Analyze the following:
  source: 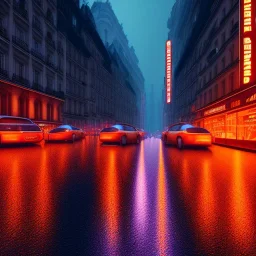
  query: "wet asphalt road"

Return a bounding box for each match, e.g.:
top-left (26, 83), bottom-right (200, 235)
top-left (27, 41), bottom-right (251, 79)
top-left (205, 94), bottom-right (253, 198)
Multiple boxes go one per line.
top-left (0, 137), bottom-right (256, 256)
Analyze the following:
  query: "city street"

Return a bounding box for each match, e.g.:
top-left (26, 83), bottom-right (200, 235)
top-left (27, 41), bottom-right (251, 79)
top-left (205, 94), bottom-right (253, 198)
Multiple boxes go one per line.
top-left (0, 138), bottom-right (255, 255)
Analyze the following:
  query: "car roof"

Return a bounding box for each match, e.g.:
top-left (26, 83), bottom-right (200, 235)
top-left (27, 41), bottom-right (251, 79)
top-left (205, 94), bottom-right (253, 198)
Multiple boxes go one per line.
top-left (114, 123), bottom-right (136, 129)
top-left (0, 115), bottom-right (32, 121)
top-left (168, 122), bottom-right (192, 127)
top-left (58, 125), bottom-right (73, 129)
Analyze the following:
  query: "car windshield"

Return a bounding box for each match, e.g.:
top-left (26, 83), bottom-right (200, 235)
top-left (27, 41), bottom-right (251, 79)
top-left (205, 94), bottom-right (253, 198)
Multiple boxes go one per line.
top-left (49, 128), bottom-right (67, 133)
top-left (180, 124), bottom-right (194, 131)
top-left (112, 125), bottom-right (124, 130)
top-left (0, 124), bottom-right (41, 131)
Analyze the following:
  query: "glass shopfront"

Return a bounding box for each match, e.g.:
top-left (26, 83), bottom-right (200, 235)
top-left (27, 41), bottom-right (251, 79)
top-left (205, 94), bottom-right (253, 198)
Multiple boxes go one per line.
top-left (237, 108), bottom-right (256, 140)
top-left (202, 107), bottom-right (256, 141)
top-left (204, 115), bottom-right (225, 138)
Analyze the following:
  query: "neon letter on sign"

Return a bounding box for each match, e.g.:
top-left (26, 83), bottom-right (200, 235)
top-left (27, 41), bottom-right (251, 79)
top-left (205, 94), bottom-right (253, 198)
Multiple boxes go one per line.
top-left (166, 40), bottom-right (172, 103)
top-left (241, 0), bottom-right (254, 85)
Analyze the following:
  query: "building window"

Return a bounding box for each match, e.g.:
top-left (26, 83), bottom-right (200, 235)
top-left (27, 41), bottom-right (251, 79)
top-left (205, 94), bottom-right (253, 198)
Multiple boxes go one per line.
top-left (230, 73), bottom-right (234, 91)
top-left (72, 16), bottom-right (77, 27)
top-left (33, 69), bottom-right (41, 84)
top-left (34, 100), bottom-right (42, 120)
top-left (230, 44), bottom-right (234, 62)
top-left (15, 61), bottom-right (25, 77)
top-left (18, 96), bottom-right (27, 117)
top-left (237, 108), bottom-right (256, 140)
top-left (214, 39), bottom-right (218, 49)
top-left (222, 8), bottom-right (226, 19)
top-left (221, 56), bottom-right (226, 70)
top-left (221, 32), bottom-right (226, 45)
top-left (215, 84), bottom-right (218, 99)
top-left (222, 79), bottom-right (226, 96)
top-left (214, 64), bottom-right (217, 76)
top-left (15, 26), bottom-right (26, 42)
top-left (209, 89), bottom-right (212, 103)
top-left (47, 103), bottom-right (53, 121)
top-left (0, 52), bottom-right (6, 70)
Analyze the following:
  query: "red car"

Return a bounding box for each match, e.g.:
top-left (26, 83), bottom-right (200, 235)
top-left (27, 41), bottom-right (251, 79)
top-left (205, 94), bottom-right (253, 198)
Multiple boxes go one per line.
top-left (0, 115), bottom-right (43, 144)
top-left (100, 124), bottom-right (141, 145)
top-left (46, 125), bottom-right (85, 143)
top-left (162, 123), bottom-right (212, 149)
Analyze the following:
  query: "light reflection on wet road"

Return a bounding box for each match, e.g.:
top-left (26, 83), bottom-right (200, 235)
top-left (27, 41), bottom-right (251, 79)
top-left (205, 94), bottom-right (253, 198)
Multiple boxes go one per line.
top-left (0, 137), bottom-right (256, 255)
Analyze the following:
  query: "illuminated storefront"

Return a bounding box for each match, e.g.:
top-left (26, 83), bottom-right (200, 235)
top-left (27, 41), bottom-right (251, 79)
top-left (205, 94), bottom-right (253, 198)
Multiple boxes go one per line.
top-left (195, 85), bottom-right (256, 149)
top-left (0, 80), bottom-right (64, 132)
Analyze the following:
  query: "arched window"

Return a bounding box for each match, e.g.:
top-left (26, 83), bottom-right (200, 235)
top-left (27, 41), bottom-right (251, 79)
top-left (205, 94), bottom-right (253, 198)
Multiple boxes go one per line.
top-left (34, 100), bottom-right (42, 120)
top-left (46, 9), bottom-right (54, 24)
top-left (19, 96), bottom-right (27, 117)
top-left (0, 93), bottom-right (8, 115)
top-left (47, 103), bottom-right (53, 121)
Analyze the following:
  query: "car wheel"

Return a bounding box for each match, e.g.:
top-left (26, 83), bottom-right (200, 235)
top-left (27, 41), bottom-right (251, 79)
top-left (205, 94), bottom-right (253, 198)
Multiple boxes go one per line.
top-left (177, 137), bottom-right (183, 150)
top-left (136, 136), bottom-right (141, 144)
top-left (120, 135), bottom-right (127, 146)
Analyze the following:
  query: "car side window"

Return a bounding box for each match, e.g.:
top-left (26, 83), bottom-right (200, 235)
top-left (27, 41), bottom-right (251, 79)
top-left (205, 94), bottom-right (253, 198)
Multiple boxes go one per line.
top-left (169, 125), bottom-right (181, 131)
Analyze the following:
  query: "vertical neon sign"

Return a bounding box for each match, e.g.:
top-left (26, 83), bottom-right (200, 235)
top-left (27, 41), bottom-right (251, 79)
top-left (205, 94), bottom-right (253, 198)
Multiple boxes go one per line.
top-left (240, 0), bottom-right (255, 85)
top-left (166, 40), bottom-right (172, 103)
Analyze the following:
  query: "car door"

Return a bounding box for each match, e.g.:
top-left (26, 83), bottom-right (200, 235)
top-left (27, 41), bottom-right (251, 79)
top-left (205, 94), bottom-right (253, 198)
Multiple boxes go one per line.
top-left (167, 124), bottom-right (181, 144)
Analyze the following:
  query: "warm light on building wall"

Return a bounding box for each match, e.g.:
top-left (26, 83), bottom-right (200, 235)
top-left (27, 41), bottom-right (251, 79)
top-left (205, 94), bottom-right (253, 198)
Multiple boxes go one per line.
top-left (241, 0), bottom-right (255, 85)
top-left (165, 40), bottom-right (172, 103)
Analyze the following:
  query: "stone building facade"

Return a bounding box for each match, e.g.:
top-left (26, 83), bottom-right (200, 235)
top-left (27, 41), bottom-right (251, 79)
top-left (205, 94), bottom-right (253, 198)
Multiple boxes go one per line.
top-left (0, 0), bottom-right (63, 131)
top-left (91, 1), bottom-right (145, 128)
top-left (167, 0), bottom-right (256, 150)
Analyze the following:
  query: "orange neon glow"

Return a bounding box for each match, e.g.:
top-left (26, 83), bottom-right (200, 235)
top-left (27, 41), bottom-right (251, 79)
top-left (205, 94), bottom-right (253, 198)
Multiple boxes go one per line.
top-left (242, 0), bottom-right (253, 85)
top-left (243, 37), bottom-right (252, 84)
top-left (229, 151), bottom-right (254, 251)
top-left (166, 40), bottom-right (172, 103)
top-left (157, 141), bottom-right (169, 255)
top-left (102, 148), bottom-right (120, 251)
top-left (34, 149), bottom-right (53, 241)
top-left (196, 159), bottom-right (216, 250)
top-left (5, 158), bottom-right (23, 240)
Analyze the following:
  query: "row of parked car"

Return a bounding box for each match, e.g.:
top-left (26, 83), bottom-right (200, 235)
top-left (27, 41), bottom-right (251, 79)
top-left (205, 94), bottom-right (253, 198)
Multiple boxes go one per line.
top-left (0, 115), bottom-right (85, 144)
top-left (0, 115), bottom-right (145, 146)
top-left (0, 115), bottom-right (212, 149)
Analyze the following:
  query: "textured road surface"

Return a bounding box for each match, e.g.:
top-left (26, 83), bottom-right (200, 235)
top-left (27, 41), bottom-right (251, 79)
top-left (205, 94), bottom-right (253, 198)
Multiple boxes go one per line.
top-left (0, 137), bottom-right (256, 255)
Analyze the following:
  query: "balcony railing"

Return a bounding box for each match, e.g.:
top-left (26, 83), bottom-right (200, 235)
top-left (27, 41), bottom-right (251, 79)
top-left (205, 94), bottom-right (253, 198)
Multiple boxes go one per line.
top-left (45, 37), bottom-right (55, 49)
top-left (13, 2), bottom-right (28, 20)
top-left (0, 25), bottom-right (8, 40)
top-left (32, 82), bottom-right (44, 92)
top-left (12, 36), bottom-right (29, 52)
top-left (12, 74), bottom-right (30, 88)
top-left (0, 67), bottom-right (8, 78)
